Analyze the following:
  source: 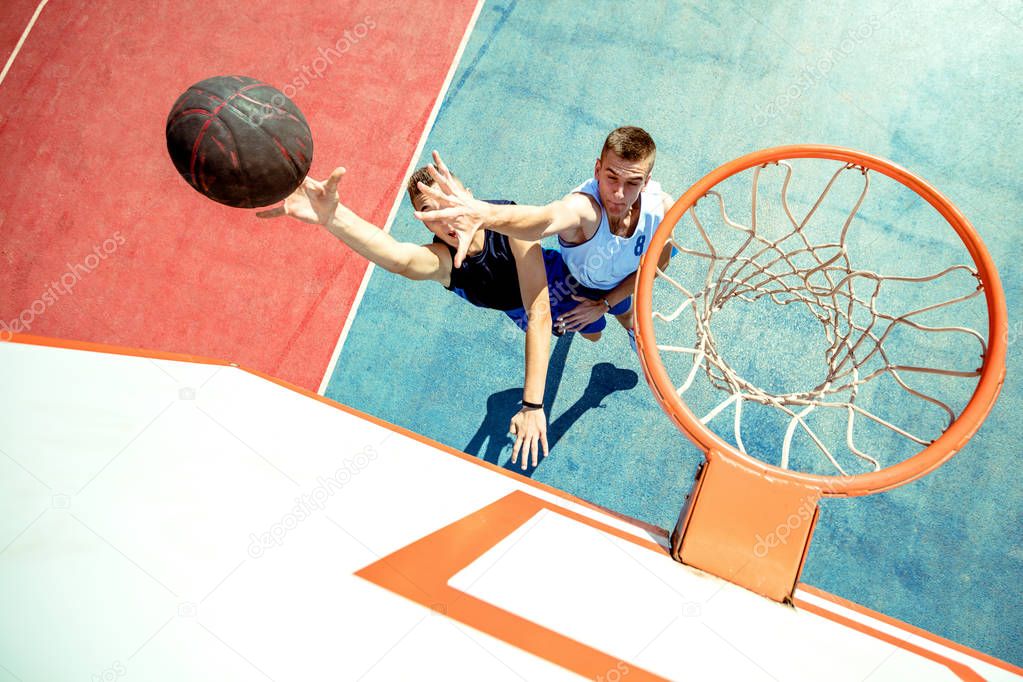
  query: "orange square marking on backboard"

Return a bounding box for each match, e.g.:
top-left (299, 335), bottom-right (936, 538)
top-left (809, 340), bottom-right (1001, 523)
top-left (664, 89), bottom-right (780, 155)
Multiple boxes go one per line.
top-left (356, 489), bottom-right (983, 681)
top-left (355, 490), bottom-right (669, 681)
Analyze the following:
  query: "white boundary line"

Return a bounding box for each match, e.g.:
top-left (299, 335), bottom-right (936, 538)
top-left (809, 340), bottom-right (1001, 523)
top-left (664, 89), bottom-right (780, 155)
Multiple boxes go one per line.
top-left (0, 0), bottom-right (50, 88)
top-left (794, 588), bottom-right (1020, 679)
top-left (316, 0), bottom-right (487, 395)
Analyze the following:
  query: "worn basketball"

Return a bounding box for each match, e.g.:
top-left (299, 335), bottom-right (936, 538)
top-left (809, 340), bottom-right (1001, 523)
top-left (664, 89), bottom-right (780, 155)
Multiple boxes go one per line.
top-left (165, 75), bottom-right (313, 208)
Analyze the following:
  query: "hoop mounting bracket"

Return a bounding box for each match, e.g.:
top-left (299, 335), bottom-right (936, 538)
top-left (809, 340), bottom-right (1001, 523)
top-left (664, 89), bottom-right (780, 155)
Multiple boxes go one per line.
top-left (671, 453), bottom-right (822, 602)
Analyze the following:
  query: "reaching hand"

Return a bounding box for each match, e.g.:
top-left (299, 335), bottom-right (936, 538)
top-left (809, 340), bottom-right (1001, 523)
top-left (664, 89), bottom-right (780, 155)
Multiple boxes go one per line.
top-left (412, 150), bottom-right (486, 268)
top-left (426, 150), bottom-right (472, 199)
top-left (256, 167), bottom-right (346, 225)
top-left (556, 295), bottom-right (608, 333)
top-left (509, 407), bottom-right (549, 470)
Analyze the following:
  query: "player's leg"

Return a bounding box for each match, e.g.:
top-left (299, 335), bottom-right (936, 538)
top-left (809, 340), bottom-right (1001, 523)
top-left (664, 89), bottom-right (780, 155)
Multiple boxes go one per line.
top-left (544, 249), bottom-right (608, 341)
top-left (612, 303), bottom-right (634, 330)
top-left (609, 297), bottom-right (637, 351)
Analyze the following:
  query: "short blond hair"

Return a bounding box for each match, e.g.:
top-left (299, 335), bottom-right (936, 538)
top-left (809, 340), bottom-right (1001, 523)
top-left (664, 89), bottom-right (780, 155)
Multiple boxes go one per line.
top-left (601, 126), bottom-right (656, 163)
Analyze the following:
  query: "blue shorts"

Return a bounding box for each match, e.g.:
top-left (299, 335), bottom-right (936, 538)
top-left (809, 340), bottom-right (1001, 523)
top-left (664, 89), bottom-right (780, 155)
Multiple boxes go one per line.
top-left (503, 250), bottom-right (631, 335)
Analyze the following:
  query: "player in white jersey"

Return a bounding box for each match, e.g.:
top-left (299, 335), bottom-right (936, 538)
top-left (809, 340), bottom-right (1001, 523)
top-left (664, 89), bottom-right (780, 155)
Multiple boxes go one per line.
top-left (414, 127), bottom-right (673, 347)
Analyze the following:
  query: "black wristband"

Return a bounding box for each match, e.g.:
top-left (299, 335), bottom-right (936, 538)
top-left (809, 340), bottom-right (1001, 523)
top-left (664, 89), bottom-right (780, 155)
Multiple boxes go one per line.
top-left (521, 400), bottom-right (543, 410)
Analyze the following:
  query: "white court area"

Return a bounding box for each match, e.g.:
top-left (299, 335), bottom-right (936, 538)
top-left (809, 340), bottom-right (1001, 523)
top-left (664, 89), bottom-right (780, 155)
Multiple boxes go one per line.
top-left (1, 337), bottom-right (1020, 681)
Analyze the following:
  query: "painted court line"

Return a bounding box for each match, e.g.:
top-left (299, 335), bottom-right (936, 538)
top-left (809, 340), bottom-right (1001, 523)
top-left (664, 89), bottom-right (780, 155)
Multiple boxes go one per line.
top-left (316, 0), bottom-right (488, 395)
top-left (0, 0), bottom-right (50, 87)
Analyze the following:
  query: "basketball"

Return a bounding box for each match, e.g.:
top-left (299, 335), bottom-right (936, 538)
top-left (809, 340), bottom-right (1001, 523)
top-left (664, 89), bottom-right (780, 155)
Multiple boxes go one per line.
top-left (165, 75), bottom-right (313, 208)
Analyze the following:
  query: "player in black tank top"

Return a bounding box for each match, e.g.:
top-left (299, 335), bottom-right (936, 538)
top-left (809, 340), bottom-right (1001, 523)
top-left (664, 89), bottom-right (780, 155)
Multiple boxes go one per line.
top-left (432, 205), bottom-right (603, 341)
top-left (258, 156), bottom-right (604, 472)
top-left (434, 200), bottom-right (528, 311)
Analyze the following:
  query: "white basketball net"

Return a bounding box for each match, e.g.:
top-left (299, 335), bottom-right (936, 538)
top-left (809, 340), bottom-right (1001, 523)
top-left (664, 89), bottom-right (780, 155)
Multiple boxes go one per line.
top-left (652, 161), bottom-right (986, 475)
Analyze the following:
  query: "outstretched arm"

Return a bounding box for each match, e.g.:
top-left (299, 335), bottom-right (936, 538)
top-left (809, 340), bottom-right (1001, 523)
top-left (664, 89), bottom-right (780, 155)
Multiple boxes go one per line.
top-left (257, 168), bottom-right (450, 283)
top-left (412, 151), bottom-right (599, 268)
top-left (480, 194), bottom-right (597, 241)
top-left (507, 238), bottom-right (552, 469)
top-left (326, 203), bottom-right (450, 281)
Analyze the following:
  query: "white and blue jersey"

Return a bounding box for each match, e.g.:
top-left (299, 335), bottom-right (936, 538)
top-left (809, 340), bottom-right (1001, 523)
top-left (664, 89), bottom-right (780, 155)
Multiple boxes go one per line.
top-left (559, 178), bottom-right (667, 291)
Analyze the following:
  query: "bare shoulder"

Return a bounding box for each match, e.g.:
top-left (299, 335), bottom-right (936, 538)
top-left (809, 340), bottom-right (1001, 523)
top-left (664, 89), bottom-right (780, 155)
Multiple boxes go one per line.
top-left (508, 241), bottom-right (548, 297)
top-left (562, 191), bottom-right (601, 222)
top-left (507, 236), bottom-right (543, 258)
top-left (557, 191), bottom-right (601, 243)
top-left (660, 190), bottom-right (675, 213)
top-left (423, 241), bottom-right (454, 286)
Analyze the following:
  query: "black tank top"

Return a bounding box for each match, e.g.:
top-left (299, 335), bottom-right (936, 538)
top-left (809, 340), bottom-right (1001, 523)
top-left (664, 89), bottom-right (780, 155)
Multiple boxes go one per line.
top-left (435, 200), bottom-right (524, 311)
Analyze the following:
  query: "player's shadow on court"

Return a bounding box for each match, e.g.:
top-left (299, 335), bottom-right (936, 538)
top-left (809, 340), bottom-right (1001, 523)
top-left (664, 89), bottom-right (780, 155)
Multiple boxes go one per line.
top-left (464, 334), bottom-right (638, 477)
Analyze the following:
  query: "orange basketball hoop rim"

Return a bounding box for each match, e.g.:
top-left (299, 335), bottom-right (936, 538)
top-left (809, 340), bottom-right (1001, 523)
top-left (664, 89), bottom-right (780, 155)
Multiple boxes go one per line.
top-left (636, 144), bottom-right (1008, 498)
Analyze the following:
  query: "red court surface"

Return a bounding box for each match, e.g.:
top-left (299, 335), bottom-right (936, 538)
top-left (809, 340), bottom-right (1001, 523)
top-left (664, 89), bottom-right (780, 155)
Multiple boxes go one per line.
top-left (0, 0), bottom-right (477, 390)
top-left (0, 0), bottom-right (40, 67)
